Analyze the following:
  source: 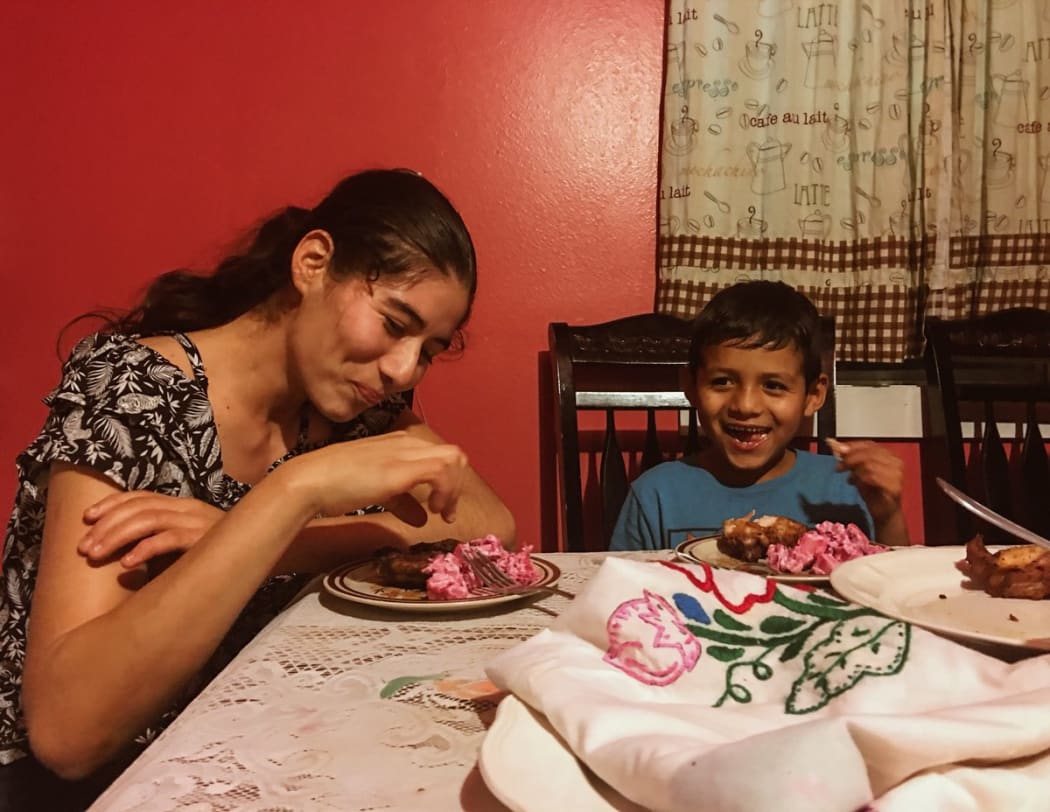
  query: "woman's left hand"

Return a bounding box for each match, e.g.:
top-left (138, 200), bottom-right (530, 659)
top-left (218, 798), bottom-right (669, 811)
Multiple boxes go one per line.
top-left (77, 492), bottom-right (225, 568)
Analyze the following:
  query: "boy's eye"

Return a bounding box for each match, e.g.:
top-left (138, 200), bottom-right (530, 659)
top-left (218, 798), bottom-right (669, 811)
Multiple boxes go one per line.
top-left (764, 380), bottom-right (788, 392)
top-left (709, 376), bottom-right (732, 388)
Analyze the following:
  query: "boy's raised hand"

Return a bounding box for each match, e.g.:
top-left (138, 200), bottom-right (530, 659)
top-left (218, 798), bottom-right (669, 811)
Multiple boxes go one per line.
top-left (826, 438), bottom-right (911, 545)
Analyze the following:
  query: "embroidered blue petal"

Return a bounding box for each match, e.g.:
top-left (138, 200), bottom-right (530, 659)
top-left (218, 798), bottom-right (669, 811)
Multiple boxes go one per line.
top-left (673, 593), bottom-right (710, 624)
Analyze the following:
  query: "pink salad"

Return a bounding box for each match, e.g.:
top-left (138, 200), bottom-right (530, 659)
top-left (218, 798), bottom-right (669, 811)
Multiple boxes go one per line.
top-left (766, 521), bottom-right (886, 575)
top-left (423, 535), bottom-right (538, 600)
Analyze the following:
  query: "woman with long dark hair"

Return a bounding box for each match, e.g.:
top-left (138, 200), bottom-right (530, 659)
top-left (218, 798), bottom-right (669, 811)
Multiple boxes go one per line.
top-left (0, 168), bottom-right (514, 801)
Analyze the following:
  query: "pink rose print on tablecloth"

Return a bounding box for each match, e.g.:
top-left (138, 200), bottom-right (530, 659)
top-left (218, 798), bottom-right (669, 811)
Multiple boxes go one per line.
top-left (604, 590), bottom-right (702, 686)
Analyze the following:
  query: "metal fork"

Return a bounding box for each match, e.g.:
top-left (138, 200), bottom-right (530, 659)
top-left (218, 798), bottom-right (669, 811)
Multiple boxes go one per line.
top-left (460, 546), bottom-right (573, 599)
top-left (937, 477), bottom-right (1050, 552)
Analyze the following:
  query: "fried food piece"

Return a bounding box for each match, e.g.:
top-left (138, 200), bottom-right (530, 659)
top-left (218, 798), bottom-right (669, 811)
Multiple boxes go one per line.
top-left (374, 539), bottom-right (459, 589)
top-left (717, 513), bottom-right (808, 562)
top-left (958, 536), bottom-right (1050, 600)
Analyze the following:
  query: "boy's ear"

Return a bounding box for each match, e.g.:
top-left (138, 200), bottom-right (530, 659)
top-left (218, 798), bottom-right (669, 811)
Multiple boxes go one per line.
top-left (679, 365), bottom-right (699, 408)
top-left (803, 373), bottom-right (829, 417)
top-left (290, 229), bottom-right (335, 295)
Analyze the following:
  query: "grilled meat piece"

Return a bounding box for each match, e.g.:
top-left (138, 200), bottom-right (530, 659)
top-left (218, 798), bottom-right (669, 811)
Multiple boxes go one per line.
top-left (717, 513), bottom-right (808, 562)
top-left (374, 539), bottom-right (459, 589)
top-left (958, 536), bottom-right (1050, 600)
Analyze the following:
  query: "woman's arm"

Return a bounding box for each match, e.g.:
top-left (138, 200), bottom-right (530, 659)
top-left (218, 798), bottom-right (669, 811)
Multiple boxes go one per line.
top-left (79, 411), bottom-right (516, 574)
top-left (275, 411), bottom-right (515, 572)
top-left (23, 432), bottom-right (468, 779)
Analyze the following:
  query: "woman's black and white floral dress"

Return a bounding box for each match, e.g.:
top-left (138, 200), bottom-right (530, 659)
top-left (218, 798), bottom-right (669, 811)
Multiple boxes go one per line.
top-left (0, 332), bottom-right (405, 765)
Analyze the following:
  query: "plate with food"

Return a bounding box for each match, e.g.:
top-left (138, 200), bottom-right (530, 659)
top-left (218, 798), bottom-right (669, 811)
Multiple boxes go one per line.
top-left (830, 537), bottom-right (1050, 652)
top-left (674, 513), bottom-right (888, 583)
top-left (323, 535), bottom-right (561, 613)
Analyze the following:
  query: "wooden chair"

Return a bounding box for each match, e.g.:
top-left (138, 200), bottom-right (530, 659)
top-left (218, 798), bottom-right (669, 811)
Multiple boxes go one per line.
top-left (549, 313), bottom-right (837, 552)
top-left (923, 309), bottom-right (1050, 544)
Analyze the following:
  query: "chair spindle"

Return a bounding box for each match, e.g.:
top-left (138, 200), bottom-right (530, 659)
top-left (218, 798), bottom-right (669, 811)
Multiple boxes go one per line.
top-left (641, 409), bottom-right (663, 472)
top-left (979, 403), bottom-right (1013, 544)
top-left (1020, 406), bottom-right (1050, 538)
top-left (600, 409), bottom-right (629, 539)
top-left (684, 409), bottom-right (701, 457)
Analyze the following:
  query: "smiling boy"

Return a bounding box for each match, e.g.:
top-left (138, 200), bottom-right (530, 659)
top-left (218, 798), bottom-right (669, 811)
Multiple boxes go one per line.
top-left (609, 281), bottom-right (910, 551)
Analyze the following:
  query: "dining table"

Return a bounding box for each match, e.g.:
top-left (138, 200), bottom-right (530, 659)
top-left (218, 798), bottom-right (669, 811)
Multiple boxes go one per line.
top-left (88, 551), bottom-right (659, 812)
top-left (86, 542), bottom-right (1050, 812)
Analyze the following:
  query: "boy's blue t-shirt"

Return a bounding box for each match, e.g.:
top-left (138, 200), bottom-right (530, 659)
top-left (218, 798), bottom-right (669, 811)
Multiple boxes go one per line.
top-left (608, 450), bottom-right (874, 551)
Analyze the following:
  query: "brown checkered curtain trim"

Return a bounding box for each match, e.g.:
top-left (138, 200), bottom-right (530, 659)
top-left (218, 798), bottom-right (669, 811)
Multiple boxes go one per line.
top-left (660, 235), bottom-right (935, 273)
top-left (927, 280), bottom-right (1050, 320)
top-left (655, 276), bottom-right (923, 363)
top-left (949, 235), bottom-right (1050, 268)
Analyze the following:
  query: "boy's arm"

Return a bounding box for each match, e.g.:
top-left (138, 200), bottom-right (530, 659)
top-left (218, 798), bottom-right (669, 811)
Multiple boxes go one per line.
top-left (828, 439), bottom-right (911, 546)
top-left (870, 509), bottom-right (910, 547)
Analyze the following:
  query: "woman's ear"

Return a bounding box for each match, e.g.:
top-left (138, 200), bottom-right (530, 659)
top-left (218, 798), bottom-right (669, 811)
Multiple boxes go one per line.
top-left (290, 229), bottom-right (335, 295)
top-left (803, 373), bottom-right (829, 417)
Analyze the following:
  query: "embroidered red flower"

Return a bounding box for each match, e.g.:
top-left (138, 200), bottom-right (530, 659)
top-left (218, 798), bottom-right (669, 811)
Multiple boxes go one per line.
top-left (658, 560), bottom-right (777, 614)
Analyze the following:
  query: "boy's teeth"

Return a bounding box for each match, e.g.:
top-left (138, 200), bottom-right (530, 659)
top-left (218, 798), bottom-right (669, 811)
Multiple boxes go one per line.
top-left (725, 425), bottom-right (769, 447)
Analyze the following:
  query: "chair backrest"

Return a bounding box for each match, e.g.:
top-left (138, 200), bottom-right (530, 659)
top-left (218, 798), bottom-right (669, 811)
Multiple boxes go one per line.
top-left (549, 313), bottom-right (837, 552)
top-left (923, 308), bottom-right (1050, 543)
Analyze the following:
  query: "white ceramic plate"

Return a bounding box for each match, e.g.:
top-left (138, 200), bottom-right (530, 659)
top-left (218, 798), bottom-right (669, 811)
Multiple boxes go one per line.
top-left (830, 546), bottom-right (1050, 652)
top-left (479, 695), bottom-right (646, 812)
top-left (674, 536), bottom-right (830, 584)
top-left (322, 556), bottom-right (560, 613)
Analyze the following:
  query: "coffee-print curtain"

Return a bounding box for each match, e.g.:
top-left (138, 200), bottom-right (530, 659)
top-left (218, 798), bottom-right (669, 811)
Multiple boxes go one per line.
top-left (658, 0), bottom-right (1050, 363)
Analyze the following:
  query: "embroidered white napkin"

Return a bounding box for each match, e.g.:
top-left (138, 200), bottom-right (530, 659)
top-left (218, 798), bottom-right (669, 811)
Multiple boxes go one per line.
top-left (484, 558), bottom-right (1050, 812)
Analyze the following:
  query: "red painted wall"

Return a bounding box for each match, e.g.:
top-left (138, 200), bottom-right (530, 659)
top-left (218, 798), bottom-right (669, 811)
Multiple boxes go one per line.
top-left (0, 0), bottom-right (664, 551)
top-left (1, 1), bottom-right (934, 550)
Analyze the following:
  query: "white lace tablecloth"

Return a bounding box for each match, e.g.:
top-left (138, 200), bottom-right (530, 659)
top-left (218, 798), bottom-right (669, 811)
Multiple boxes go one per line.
top-left (89, 552), bottom-right (658, 812)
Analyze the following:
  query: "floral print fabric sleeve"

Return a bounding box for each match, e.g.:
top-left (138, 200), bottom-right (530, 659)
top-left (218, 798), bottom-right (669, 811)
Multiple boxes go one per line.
top-left (28, 333), bottom-right (219, 497)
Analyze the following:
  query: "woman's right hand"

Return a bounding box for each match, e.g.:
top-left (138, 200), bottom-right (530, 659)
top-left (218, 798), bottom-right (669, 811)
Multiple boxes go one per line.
top-left (282, 430), bottom-right (469, 523)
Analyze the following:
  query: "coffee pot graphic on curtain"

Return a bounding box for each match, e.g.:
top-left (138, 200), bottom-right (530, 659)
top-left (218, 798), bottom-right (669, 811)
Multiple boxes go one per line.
top-left (746, 137), bottom-right (791, 194)
top-left (990, 71), bottom-right (1029, 128)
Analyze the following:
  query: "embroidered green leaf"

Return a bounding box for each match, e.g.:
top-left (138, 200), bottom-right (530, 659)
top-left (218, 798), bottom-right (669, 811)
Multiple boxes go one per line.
top-left (687, 622), bottom-right (808, 649)
top-left (759, 615), bottom-right (806, 634)
top-left (805, 593), bottom-right (850, 607)
top-left (728, 683), bottom-right (752, 703)
top-left (712, 609), bottom-right (752, 631)
top-left (380, 673), bottom-right (448, 699)
top-left (706, 645), bottom-right (745, 662)
top-left (786, 618), bottom-right (910, 714)
top-left (774, 589), bottom-right (871, 621)
top-left (751, 661), bottom-right (773, 681)
top-left (778, 629), bottom-right (812, 663)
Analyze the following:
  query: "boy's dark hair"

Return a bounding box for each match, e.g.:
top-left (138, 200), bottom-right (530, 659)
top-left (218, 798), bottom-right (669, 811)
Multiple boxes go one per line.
top-left (687, 281), bottom-right (824, 384)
